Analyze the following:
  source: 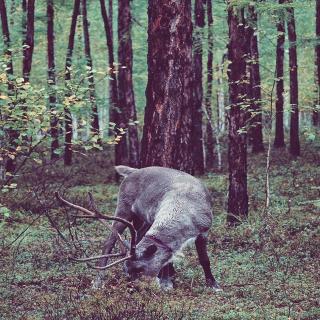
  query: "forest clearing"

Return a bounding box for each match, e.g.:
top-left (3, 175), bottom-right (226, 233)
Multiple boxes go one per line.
top-left (0, 0), bottom-right (320, 319)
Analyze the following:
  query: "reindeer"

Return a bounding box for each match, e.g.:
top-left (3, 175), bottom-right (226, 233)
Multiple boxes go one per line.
top-left (56, 166), bottom-right (221, 291)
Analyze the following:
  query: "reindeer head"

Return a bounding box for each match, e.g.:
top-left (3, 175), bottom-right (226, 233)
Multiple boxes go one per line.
top-left (55, 193), bottom-right (172, 280)
top-left (124, 236), bottom-right (173, 279)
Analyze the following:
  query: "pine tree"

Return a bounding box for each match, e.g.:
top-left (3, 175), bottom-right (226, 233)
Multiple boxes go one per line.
top-left (205, 0), bottom-right (215, 171)
top-left (313, 0), bottom-right (320, 126)
top-left (0, 0), bottom-right (16, 173)
top-left (248, 4), bottom-right (264, 153)
top-left (47, 0), bottom-right (59, 159)
top-left (81, 0), bottom-right (100, 141)
top-left (274, 0), bottom-right (286, 148)
top-left (118, 0), bottom-right (139, 167)
top-left (192, 0), bottom-right (205, 174)
top-left (287, 1), bottom-right (300, 157)
top-left (64, 0), bottom-right (80, 166)
top-left (227, 4), bottom-right (249, 225)
top-left (141, 0), bottom-right (194, 173)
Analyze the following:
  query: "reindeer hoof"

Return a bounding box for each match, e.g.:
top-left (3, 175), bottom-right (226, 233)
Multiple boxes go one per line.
top-left (206, 280), bottom-right (223, 292)
top-left (212, 285), bottom-right (223, 292)
top-left (156, 277), bottom-right (174, 291)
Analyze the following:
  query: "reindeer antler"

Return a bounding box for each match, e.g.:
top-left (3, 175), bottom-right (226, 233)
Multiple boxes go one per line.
top-left (55, 192), bottom-right (137, 269)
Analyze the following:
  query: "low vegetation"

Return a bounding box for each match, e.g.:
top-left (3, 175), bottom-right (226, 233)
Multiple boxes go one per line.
top-left (0, 143), bottom-right (319, 319)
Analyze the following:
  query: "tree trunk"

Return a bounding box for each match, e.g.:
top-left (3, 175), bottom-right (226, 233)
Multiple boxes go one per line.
top-left (248, 5), bottom-right (264, 153)
top-left (99, 0), bottom-right (118, 136)
top-left (205, 0), bottom-right (215, 171)
top-left (287, 2), bottom-right (300, 157)
top-left (227, 5), bottom-right (249, 225)
top-left (192, 0), bottom-right (205, 175)
top-left (118, 0), bottom-right (139, 167)
top-left (81, 0), bottom-right (100, 141)
top-left (64, 0), bottom-right (80, 166)
top-left (100, 0), bottom-right (127, 170)
top-left (141, 0), bottom-right (194, 173)
top-left (274, 0), bottom-right (286, 148)
top-left (47, 0), bottom-right (59, 159)
top-left (0, 0), bottom-right (14, 93)
top-left (22, 0), bottom-right (35, 83)
top-left (22, 0), bottom-right (27, 61)
top-left (217, 52), bottom-right (227, 134)
top-left (0, 0), bottom-right (16, 174)
top-left (313, 0), bottom-right (320, 126)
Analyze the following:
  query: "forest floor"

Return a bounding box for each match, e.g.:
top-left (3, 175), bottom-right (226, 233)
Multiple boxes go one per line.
top-left (0, 142), bottom-right (319, 320)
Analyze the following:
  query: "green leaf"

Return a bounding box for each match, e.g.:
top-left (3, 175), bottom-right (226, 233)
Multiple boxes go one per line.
top-left (0, 207), bottom-right (11, 218)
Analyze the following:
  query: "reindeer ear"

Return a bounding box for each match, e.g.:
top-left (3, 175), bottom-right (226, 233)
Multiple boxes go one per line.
top-left (142, 245), bottom-right (157, 258)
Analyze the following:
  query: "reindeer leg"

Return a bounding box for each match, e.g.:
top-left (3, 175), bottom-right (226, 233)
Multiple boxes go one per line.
top-left (132, 215), bottom-right (151, 244)
top-left (195, 234), bottom-right (222, 292)
top-left (92, 219), bottom-right (129, 289)
top-left (157, 263), bottom-right (175, 291)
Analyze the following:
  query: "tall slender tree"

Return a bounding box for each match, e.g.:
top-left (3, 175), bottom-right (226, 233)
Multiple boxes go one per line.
top-left (64, 0), bottom-right (80, 166)
top-left (274, 0), bottom-right (286, 148)
top-left (313, 0), bottom-right (320, 126)
top-left (99, 0), bottom-right (118, 136)
top-left (81, 0), bottom-right (100, 140)
top-left (248, 4), bottom-right (264, 153)
top-left (47, 0), bottom-right (59, 159)
top-left (287, 1), bottom-right (300, 157)
top-left (141, 0), bottom-right (194, 173)
top-left (22, 0), bottom-right (35, 83)
top-left (205, 0), bottom-right (215, 170)
top-left (100, 0), bottom-right (128, 169)
top-left (0, 0), bottom-right (14, 94)
top-left (227, 5), bottom-right (249, 225)
top-left (0, 0), bottom-right (16, 173)
top-left (192, 0), bottom-right (205, 174)
top-left (22, 0), bottom-right (27, 60)
top-left (118, 0), bottom-right (139, 167)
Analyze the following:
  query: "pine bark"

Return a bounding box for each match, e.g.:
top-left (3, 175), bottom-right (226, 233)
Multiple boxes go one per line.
top-left (81, 0), bottom-right (100, 140)
top-left (248, 5), bottom-right (264, 153)
top-left (227, 6), bottom-right (249, 225)
top-left (47, 0), bottom-right (59, 159)
top-left (313, 0), bottom-right (320, 126)
top-left (118, 0), bottom-right (139, 167)
top-left (205, 0), bottom-right (215, 171)
top-left (0, 0), bottom-right (16, 173)
top-left (64, 0), bottom-right (80, 166)
top-left (287, 2), bottom-right (300, 157)
top-left (22, 0), bottom-right (35, 83)
top-left (192, 0), bottom-right (205, 174)
top-left (274, 0), bottom-right (286, 148)
top-left (141, 0), bottom-right (194, 173)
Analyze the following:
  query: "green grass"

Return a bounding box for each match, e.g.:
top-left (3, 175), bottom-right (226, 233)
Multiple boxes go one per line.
top-left (0, 147), bottom-right (319, 319)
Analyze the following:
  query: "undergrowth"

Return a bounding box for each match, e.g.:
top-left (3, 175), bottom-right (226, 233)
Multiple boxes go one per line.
top-left (0, 145), bottom-right (319, 319)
